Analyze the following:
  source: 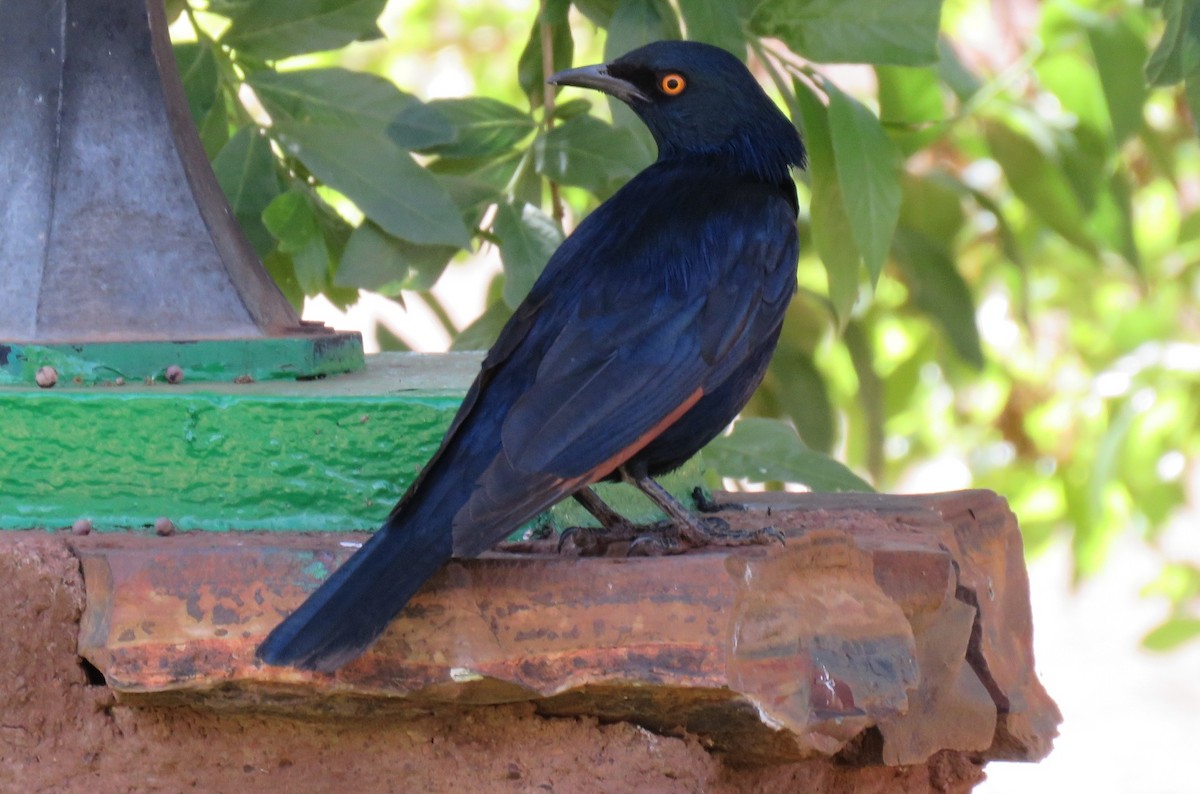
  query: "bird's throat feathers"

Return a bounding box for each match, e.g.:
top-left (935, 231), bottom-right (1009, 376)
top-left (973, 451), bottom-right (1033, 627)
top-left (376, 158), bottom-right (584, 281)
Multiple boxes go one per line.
top-left (658, 121), bottom-right (806, 189)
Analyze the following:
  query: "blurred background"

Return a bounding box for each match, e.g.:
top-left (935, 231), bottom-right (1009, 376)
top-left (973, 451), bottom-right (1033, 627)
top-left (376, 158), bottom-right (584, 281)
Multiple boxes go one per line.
top-left (170, 0), bottom-right (1199, 789)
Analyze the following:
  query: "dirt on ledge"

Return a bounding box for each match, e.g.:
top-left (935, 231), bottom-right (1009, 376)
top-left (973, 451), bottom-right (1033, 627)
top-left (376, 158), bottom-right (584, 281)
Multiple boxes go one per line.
top-left (1, 532), bottom-right (985, 793)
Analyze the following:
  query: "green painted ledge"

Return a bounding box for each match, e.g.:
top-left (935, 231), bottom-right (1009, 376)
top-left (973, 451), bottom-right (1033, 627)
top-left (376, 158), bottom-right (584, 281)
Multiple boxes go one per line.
top-left (0, 333), bottom-right (365, 386)
top-left (0, 352), bottom-right (701, 533)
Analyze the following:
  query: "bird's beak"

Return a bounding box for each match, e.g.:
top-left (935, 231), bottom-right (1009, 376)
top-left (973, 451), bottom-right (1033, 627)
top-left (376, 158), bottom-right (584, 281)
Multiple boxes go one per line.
top-left (547, 63), bottom-right (649, 104)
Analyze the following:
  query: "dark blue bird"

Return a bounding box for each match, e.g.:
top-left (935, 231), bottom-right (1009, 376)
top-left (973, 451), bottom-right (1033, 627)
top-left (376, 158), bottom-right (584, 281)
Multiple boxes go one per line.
top-left (257, 40), bottom-right (806, 672)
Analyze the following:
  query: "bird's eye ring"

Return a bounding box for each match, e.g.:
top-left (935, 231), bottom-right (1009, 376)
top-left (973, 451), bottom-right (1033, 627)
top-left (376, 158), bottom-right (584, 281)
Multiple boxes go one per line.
top-left (659, 73), bottom-right (686, 96)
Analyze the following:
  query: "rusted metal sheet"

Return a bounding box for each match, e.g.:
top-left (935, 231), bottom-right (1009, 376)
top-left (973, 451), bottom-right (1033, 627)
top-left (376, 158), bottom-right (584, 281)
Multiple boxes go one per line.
top-left (74, 490), bottom-right (1060, 766)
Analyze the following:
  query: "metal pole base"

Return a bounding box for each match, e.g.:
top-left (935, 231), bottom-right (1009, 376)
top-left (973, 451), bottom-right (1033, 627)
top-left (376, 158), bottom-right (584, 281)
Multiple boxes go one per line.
top-left (0, 0), bottom-right (360, 377)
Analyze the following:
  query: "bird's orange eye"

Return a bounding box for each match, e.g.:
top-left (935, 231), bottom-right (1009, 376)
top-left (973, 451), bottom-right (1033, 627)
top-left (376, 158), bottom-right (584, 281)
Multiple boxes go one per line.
top-left (659, 73), bottom-right (686, 96)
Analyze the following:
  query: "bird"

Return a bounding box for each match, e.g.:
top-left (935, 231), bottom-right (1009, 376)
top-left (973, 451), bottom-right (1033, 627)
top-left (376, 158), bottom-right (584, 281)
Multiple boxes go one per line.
top-left (256, 40), bottom-right (806, 672)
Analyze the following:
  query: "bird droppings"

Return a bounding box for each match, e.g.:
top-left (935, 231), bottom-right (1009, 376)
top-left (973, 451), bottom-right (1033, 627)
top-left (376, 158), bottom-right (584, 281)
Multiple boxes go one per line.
top-left (35, 366), bottom-right (58, 388)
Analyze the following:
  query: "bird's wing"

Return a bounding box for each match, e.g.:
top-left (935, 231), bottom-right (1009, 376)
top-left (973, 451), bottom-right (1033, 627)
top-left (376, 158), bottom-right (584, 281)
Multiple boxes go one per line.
top-left (449, 181), bottom-right (799, 554)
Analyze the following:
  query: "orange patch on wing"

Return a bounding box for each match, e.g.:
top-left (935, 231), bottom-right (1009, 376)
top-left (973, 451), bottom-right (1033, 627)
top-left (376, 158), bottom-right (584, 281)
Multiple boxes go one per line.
top-left (582, 387), bottom-right (705, 482)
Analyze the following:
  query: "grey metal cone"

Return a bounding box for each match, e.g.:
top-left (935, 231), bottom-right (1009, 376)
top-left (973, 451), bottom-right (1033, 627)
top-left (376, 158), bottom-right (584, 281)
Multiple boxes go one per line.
top-left (0, 0), bottom-right (309, 343)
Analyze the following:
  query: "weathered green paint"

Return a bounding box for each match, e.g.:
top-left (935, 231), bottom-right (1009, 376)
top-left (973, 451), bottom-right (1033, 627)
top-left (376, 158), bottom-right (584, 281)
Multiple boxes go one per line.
top-left (0, 333), bottom-right (365, 386)
top-left (0, 352), bottom-right (701, 533)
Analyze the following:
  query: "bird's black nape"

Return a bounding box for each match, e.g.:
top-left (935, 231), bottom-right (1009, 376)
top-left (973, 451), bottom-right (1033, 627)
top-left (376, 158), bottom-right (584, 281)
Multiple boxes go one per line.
top-left (549, 41), bottom-right (805, 185)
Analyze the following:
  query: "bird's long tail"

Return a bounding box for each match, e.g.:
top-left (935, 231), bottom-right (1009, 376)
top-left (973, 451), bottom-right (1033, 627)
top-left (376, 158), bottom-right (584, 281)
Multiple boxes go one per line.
top-left (255, 504), bottom-right (452, 672)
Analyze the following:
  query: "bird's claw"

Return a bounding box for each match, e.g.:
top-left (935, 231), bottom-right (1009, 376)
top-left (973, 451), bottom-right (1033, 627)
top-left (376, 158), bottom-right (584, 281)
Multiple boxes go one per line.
top-left (759, 526), bottom-right (787, 546)
top-left (556, 527), bottom-right (585, 554)
top-left (627, 533), bottom-right (686, 556)
top-left (557, 525), bottom-right (617, 556)
top-left (557, 521), bottom-right (643, 556)
top-left (678, 515), bottom-right (786, 548)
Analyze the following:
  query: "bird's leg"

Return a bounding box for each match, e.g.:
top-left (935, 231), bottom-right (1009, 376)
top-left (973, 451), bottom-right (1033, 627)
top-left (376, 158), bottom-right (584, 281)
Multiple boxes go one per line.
top-left (622, 468), bottom-right (784, 550)
top-left (574, 487), bottom-right (635, 532)
top-left (559, 487), bottom-right (645, 554)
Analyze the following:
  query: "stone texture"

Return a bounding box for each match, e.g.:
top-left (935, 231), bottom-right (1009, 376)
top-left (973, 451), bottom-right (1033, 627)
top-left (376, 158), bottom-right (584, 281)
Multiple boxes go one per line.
top-left (64, 489), bottom-right (1058, 772)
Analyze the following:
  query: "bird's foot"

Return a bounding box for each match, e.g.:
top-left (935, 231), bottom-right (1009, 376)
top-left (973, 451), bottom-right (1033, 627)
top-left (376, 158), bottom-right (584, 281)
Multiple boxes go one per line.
top-left (673, 514), bottom-right (786, 549)
top-left (625, 517), bottom-right (784, 555)
top-left (559, 516), bottom-right (783, 555)
top-left (557, 521), bottom-right (642, 556)
top-left (627, 525), bottom-right (686, 556)
top-left (560, 520), bottom-right (711, 556)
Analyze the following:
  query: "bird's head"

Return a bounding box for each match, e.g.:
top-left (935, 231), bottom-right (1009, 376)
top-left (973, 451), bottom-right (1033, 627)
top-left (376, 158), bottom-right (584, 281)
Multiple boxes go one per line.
top-left (549, 41), bottom-right (805, 184)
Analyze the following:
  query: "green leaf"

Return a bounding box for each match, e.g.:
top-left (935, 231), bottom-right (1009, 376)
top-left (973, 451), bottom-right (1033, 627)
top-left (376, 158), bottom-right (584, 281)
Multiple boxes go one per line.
top-left (274, 123), bottom-right (471, 248)
top-left (428, 152), bottom-right (524, 201)
top-left (493, 202), bottom-right (564, 309)
top-left (221, 0), bottom-right (387, 60)
top-left (891, 227), bottom-right (983, 368)
top-left (290, 234), bottom-right (331, 295)
top-left (1068, 398), bottom-right (1138, 580)
top-left (935, 37), bottom-right (982, 101)
top-left (962, 184), bottom-right (1024, 269)
top-left (262, 191), bottom-right (328, 293)
top-left (263, 249), bottom-right (304, 310)
top-left (1036, 50), bottom-right (1110, 139)
top-left (423, 98), bottom-right (535, 159)
top-left (899, 172), bottom-right (965, 243)
top-left (1143, 618), bottom-right (1200, 651)
top-left (534, 115), bottom-right (645, 196)
top-left (703, 418), bottom-right (873, 492)
top-left (517, 0), bottom-right (574, 106)
top-left (875, 65), bottom-right (946, 153)
top-left (438, 174), bottom-right (506, 230)
top-left (553, 98), bottom-right (594, 121)
top-left (335, 222), bottom-right (456, 295)
top-left (373, 319), bottom-right (411, 351)
top-left (1188, 72), bottom-right (1200, 131)
top-left (605, 0), bottom-right (682, 60)
top-left (213, 126), bottom-right (282, 256)
top-left (983, 116), bottom-right (1095, 254)
top-left (795, 78), bottom-right (861, 324)
top-left (1089, 168), bottom-right (1141, 270)
top-left (249, 68), bottom-right (453, 149)
top-left (262, 190), bottom-right (319, 251)
top-left (678, 0), bottom-right (747, 57)
top-left (772, 353), bottom-right (836, 453)
top-left (574, 0), bottom-right (619, 27)
top-left (174, 42), bottom-right (220, 124)
top-left (826, 79), bottom-right (902, 285)
top-left (843, 321), bottom-right (884, 482)
top-left (751, 0), bottom-right (944, 66)
top-left (177, 41), bottom-right (231, 158)
top-left (452, 293), bottom-right (514, 351)
top-left (196, 98), bottom-right (231, 160)
top-left (765, 297), bottom-right (836, 452)
top-left (389, 102), bottom-right (457, 151)
top-left (1145, 0), bottom-right (1200, 86)
top-left (1087, 16), bottom-right (1148, 144)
